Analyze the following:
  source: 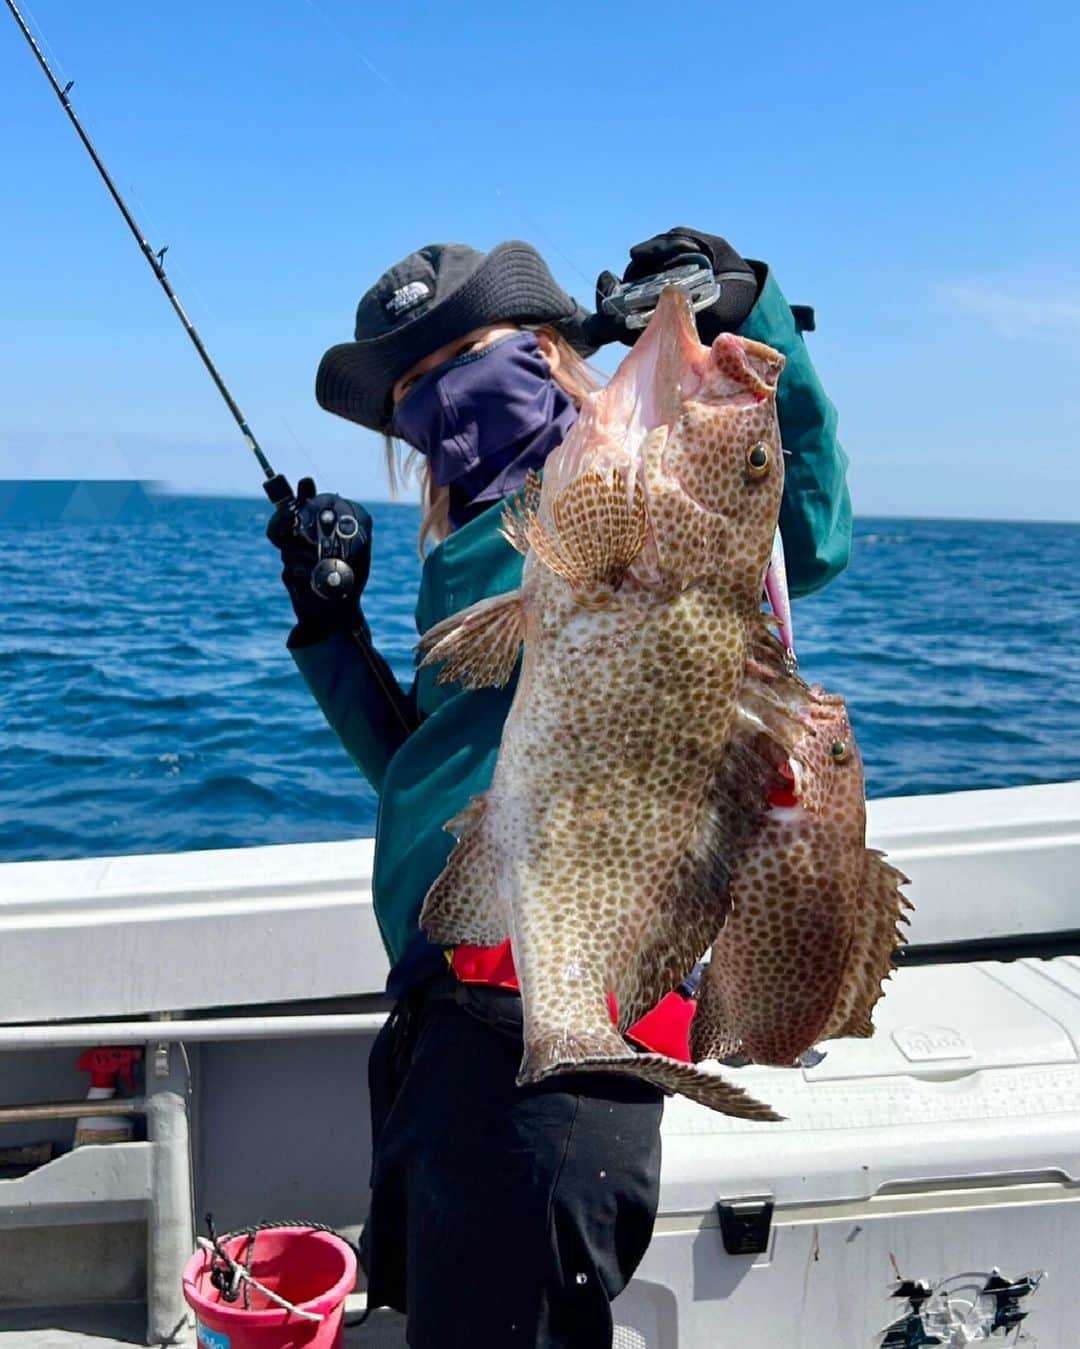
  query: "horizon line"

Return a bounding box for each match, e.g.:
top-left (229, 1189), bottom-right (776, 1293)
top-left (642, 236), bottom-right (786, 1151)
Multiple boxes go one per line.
top-left (152, 489), bottom-right (1080, 528)
top-left (1, 480), bottom-right (1076, 527)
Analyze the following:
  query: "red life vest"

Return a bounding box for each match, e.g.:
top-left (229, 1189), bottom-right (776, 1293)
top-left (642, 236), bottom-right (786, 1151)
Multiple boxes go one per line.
top-left (450, 939), bottom-right (697, 1062)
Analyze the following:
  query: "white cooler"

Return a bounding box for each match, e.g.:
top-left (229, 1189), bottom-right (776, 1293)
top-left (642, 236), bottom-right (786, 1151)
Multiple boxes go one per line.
top-left (611, 956), bottom-right (1080, 1348)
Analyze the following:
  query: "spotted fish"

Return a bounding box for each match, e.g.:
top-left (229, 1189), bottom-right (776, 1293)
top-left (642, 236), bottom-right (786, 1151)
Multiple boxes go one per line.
top-left (416, 288), bottom-right (805, 1120)
top-left (691, 688), bottom-right (912, 1067)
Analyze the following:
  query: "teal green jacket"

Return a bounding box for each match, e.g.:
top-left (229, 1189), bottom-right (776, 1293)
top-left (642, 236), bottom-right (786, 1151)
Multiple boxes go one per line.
top-left (290, 266), bottom-right (853, 995)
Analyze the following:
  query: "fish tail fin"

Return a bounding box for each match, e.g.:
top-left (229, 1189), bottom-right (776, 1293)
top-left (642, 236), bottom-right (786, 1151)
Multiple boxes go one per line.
top-left (518, 1024), bottom-right (630, 1084)
top-left (521, 1036), bottom-right (781, 1121)
top-left (526, 470), bottom-right (647, 599)
top-left (628, 1054), bottom-right (782, 1121)
top-left (417, 589), bottom-right (526, 688)
top-left (419, 795), bottom-right (508, 947)
top-left (818, 849), bottom-right (912, 1043)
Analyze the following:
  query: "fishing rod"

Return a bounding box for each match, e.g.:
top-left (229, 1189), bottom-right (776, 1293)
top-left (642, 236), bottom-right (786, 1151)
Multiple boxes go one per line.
top-left (5, 0), bottom-right (359, 601)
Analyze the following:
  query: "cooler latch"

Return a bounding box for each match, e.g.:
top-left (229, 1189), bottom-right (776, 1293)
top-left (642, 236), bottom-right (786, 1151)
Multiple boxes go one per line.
top-left (716, 1196), bottom-right (774, 1255)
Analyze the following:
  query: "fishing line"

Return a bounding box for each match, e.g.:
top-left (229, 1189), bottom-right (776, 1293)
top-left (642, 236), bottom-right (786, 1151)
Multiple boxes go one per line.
top-left (17, 0), bottom-right (66, 84)
top-left (493, 186), bottom-right (595, 290)
top-left (301, 0), bottom-right (396, 90)
top-left (281, 415), bottom-right (327, 484)
top-left (127, 181), bottom-right (215, 322)
top-left (296, 0), bottom-right (595, 295)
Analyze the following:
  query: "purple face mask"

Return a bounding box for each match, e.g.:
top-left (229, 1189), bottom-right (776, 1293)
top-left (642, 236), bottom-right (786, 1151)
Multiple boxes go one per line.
top-left (390, 331), bottom-right (578, 530)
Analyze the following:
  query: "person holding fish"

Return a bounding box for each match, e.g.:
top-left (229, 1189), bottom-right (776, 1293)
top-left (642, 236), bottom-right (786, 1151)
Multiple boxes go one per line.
top-left (267, 229), bottom-right (854, 1347)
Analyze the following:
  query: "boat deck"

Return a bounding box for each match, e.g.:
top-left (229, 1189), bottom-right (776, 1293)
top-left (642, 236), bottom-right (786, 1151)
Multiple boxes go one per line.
top-left (0, 1296), bottom-right (407, 1346)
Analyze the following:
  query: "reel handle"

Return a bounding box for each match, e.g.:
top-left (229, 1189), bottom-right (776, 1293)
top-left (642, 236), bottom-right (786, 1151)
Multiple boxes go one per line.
top-left (263, 472), bottom-right (358, 602)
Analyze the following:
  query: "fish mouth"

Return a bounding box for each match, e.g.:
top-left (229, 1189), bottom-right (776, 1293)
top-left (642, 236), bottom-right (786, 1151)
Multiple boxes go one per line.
top-left (545, 289), bottom-right (785, 505)
top-left (541, 287), bottom-right (708, 504)
top-left (538, 289), bottom-right (786, 595)
top-left (620, 286), bottom-right (712, 434)
top-left (709, 332), bottom-right (784, 401)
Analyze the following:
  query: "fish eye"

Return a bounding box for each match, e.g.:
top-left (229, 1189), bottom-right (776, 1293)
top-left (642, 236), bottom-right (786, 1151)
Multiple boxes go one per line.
top-left (746, 442), bottom-right (771, 477)
top-left (830, 739), bottom-right (850, 763)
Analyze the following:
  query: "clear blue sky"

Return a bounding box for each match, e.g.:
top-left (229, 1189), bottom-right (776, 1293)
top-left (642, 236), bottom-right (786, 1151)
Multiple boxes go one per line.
top-left (2, 0), bottom-right (1077, 519)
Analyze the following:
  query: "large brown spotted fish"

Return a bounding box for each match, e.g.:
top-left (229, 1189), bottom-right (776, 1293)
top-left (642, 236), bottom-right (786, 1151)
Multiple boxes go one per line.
top-left (692, 689), bottom-right (912, 1067)
top-left (416, 288), bottom-right (806, 1119)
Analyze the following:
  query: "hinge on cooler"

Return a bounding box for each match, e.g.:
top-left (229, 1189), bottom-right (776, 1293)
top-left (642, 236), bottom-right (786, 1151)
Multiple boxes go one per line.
top-left (716, 1196), bottom-right (774, 1255)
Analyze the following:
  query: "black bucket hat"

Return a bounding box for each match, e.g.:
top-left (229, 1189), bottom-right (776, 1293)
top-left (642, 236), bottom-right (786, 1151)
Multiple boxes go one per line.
top-left (315, 240), bottom-right (593, 434)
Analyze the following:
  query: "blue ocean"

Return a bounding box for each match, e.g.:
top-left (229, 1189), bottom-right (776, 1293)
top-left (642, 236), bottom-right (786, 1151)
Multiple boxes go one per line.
top-left (1, 494), bottom-right (1078, 864)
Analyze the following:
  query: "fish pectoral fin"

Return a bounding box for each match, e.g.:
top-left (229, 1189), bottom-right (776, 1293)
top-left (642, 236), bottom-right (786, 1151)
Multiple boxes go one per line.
top-left (818, 849), bottom-right (912, 1043)
top-left (526, 470), bottom-right (647, 597)
top-left (417, 590), bottom-right (526, 689)
top-left (420, 795), bottom-right (508, 947)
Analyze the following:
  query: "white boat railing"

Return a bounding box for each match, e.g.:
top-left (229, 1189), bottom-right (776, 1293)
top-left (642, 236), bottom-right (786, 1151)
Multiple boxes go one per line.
top-left (1, 779), bottom-right (1078, 1026)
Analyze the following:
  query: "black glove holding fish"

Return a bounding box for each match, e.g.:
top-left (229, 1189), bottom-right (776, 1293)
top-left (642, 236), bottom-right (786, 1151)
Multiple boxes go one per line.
top-left (590, 226), bottom-right (761, 348)
top-left (266, 476), bottom-right (372, 639)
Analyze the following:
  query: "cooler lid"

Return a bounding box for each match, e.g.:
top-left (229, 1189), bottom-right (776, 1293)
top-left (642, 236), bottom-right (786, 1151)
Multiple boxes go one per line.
top-left (659, 959), bottom-right (1080, 1212)
top-left (806, 961), bottom-right (1078, 1081)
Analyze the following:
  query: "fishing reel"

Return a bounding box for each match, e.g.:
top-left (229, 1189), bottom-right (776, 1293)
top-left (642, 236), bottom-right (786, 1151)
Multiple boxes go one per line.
top-left (266, 473), bottom-right (367, 603)
top-left (308, 500), bottom-right (361, 602)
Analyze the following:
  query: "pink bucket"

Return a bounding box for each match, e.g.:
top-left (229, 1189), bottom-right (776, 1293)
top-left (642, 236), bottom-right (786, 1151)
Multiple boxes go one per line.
top-left (182, 1226), bottom-right (357, 1349)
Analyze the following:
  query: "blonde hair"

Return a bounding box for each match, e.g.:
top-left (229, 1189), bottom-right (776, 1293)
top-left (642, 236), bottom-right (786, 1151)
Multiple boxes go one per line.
top-left (382, 325), bottom-right (603, 556)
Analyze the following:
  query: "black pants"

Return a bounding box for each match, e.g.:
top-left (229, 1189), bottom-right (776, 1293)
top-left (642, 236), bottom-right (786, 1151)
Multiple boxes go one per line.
top-left (361, 971), bottom-right (664, 1348)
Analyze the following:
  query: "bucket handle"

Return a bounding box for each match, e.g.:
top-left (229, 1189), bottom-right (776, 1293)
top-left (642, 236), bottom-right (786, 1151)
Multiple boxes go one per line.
top-left (195, 1237), bottom-right (324, 1322)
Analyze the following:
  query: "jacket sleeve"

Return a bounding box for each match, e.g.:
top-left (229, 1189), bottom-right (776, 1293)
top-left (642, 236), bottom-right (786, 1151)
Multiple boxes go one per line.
top-left (738, 263), bottom-right (853, 597)
top-left (288, 616), bottom-right (418, 796)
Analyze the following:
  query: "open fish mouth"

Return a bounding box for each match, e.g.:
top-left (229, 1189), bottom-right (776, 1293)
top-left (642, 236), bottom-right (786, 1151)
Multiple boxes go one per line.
top-left (540, 287), bottom-right (706, 506)
top-left (543, 288), bottom-right (784, 525)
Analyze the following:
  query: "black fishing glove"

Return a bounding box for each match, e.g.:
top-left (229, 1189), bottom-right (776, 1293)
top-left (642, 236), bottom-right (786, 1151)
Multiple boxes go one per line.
top-left (266, 476), bottom-right (372, 641)
top-left (589, 227), bottom-right (762, 348)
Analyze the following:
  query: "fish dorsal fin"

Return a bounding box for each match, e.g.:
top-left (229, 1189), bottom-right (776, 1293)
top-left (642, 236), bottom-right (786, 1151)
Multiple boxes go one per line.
top-left (417, 590), bottom-right (526, 689)
top-left (526, 470), bottom-right (647, 600)
top-left (419, 794), bottom-right (508, 947)
top-left (818, 849), bottom-right (912, 1043)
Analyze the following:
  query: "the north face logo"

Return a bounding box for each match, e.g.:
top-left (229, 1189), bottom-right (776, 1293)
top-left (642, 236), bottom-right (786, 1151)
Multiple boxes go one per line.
top-left (384, 281), bottom-right (431, 317)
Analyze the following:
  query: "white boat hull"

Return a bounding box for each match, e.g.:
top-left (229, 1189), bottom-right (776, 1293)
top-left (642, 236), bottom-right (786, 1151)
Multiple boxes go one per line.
top-left (1, 779), bottom-right (1078, 1346)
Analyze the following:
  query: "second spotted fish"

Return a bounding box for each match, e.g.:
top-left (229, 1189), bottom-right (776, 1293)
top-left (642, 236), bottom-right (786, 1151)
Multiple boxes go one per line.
top-left (692, 685), bottom-right (912, 1068)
